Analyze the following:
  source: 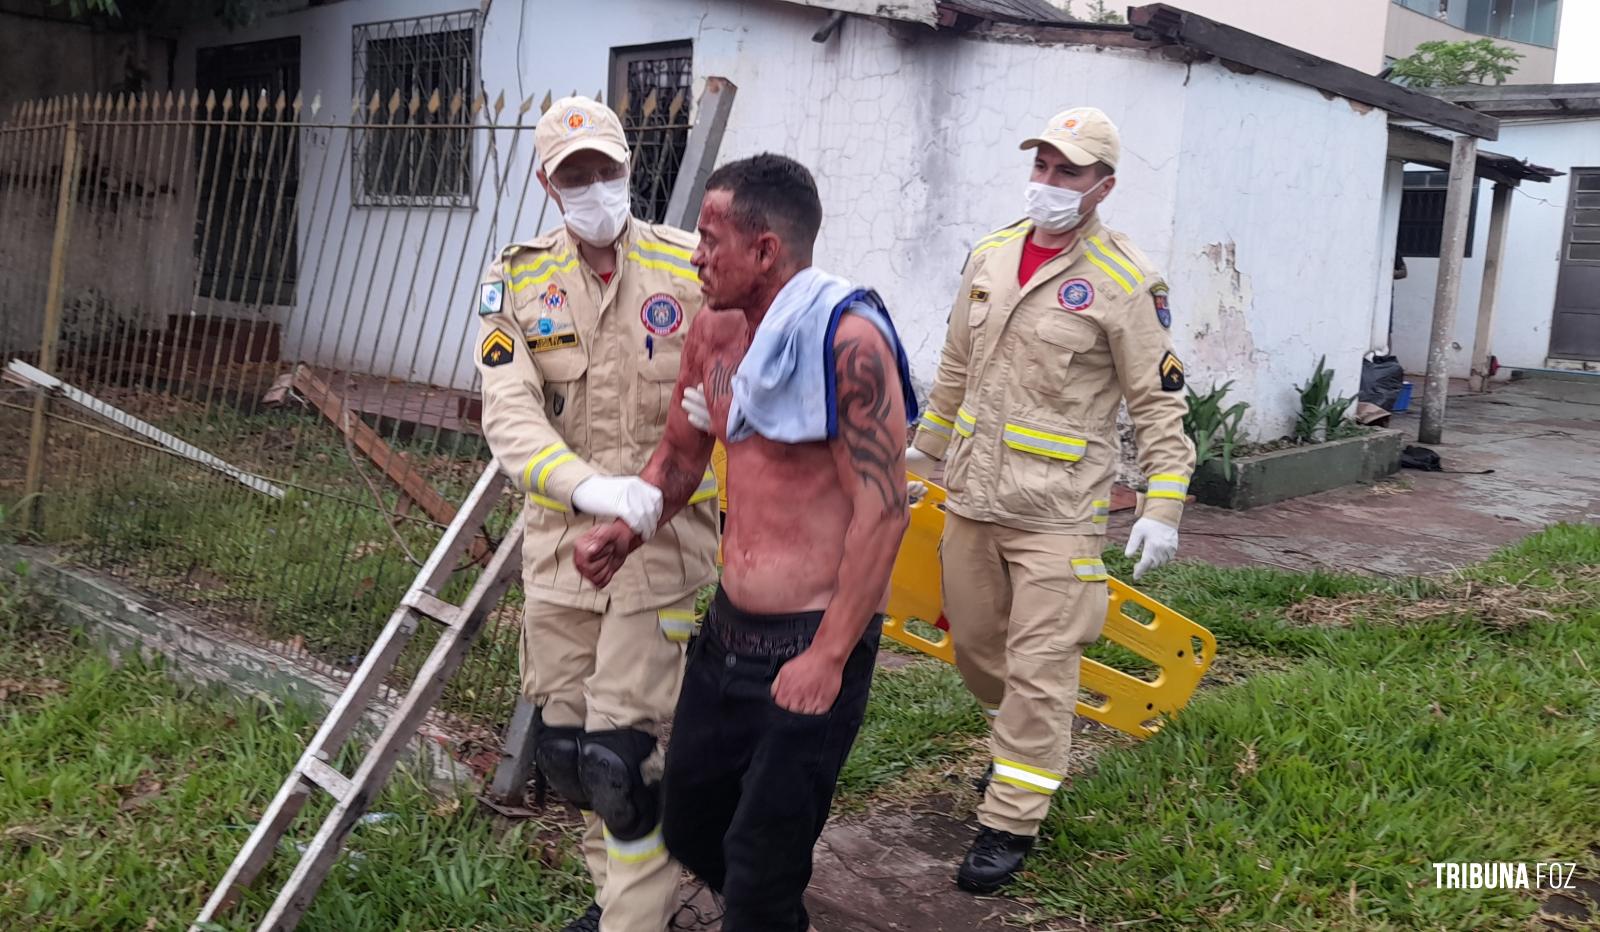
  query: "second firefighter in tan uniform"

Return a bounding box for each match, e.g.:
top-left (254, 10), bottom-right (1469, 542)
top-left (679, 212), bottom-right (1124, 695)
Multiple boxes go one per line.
top-left (474, 97), bottom-right (718, 932)
top-left (907, 107), bottom-right (1195, 893)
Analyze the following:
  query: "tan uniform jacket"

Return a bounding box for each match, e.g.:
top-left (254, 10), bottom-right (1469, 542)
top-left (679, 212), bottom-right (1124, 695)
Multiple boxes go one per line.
top-left (913, 216), bottom-right (1195, 535)
top-left (474, 218), bottom-right (720, 614)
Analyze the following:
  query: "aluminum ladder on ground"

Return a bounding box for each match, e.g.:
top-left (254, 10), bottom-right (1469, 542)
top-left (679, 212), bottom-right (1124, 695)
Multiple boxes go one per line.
top-left (191, 462), bottom-right (522, 932)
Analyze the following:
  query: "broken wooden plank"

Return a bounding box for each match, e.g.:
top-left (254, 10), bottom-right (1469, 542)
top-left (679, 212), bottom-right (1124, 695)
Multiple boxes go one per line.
top-left (289, 366), bottom-right (458, 526)
top-left (287, 365), bottom-right (490, 561)
top-left (4, 359), bottom-right (286, 500)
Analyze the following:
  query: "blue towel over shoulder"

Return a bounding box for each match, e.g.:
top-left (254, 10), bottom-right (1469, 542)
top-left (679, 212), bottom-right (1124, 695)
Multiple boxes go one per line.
top-left (725, 266), bottom-right (917, 444)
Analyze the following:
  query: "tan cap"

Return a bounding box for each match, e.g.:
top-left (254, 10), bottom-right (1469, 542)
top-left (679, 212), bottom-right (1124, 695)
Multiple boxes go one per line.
top-left (1019, 107), bottom-right (1120, 170)
top-left (536, 96), bottom-right (629, 175)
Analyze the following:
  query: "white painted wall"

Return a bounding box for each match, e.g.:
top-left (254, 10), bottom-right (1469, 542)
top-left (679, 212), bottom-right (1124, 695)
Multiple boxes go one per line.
top-left (177, 0), bottom-right (1390, 438)
top-left (1389, 118), bottom-right (1599, 378)
top-left (1165, 64), bottom-right (1390, 437)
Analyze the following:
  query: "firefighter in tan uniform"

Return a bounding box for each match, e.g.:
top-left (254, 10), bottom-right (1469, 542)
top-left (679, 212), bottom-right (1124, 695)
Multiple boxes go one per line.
top-left (905, 108), bottom-right (1195, 893)
top-left (473, 97), bottom-right (719, 932)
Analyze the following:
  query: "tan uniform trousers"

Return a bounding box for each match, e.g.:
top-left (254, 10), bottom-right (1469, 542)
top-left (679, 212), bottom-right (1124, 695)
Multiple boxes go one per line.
top-left (520, 593), bottom-right (698, 932)
top-left (940, 512), bottom-right (1109, 838)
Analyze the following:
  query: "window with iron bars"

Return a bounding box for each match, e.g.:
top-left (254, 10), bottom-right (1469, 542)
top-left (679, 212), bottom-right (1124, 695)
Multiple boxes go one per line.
top-left (609, 42), bottom-right (693, 224)
top-left (1397, 170), bottom-right (1479, 259)
top-left (352, 11), bottom-right (478, 207)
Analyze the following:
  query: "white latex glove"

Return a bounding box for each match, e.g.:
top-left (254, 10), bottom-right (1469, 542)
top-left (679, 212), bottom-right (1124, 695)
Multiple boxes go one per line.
top-left (1124, 517), bottom-right (1179, 582)
top-left (572, 476), bottom-right (664, 540)
top-left (904, 447), bottom-right (937, 506)
top-left (682, 383), bottom-right (710, 433)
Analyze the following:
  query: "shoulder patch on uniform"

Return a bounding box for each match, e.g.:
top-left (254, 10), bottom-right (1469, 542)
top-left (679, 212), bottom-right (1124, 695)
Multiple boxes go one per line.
top-left (1151, 282), bottom-right (1171, 329)
top-left (1159, 350), bottom-right (1185, 392)
top-left (478, 281), bottom-right (504, 316)
top-left (481, 329), bottom-right (515, 368)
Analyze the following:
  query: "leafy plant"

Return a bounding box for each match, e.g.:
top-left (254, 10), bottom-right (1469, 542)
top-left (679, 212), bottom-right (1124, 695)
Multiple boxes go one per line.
top-left (1183, 382), bottom-right (1249, 481)
top-left (1294, 356), bottom-right (1355, 444)
top-left (1388, 39), bottom-right (1523, 88)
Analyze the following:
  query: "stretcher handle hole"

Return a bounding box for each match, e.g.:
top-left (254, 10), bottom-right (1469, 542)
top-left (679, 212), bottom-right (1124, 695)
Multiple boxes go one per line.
top-left (1146, 702), bottom-right (1154, 710)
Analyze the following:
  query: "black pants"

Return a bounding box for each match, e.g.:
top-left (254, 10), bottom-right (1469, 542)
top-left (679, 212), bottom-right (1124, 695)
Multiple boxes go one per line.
top-left (662, 587), bottom-right (880, 932)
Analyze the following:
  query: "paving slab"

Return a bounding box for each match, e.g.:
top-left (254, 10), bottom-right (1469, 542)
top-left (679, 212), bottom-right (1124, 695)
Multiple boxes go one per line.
top-left (1113, 378), bottom-right (1600, 578)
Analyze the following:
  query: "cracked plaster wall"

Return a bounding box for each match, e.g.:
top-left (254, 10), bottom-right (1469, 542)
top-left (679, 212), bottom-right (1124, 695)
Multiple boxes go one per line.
top-left (1167, 64), bottom-right (1387, 438)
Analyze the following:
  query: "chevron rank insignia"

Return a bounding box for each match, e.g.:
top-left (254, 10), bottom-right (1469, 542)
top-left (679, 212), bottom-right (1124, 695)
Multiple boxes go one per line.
top-left (1159, 351), bottom-right (1185, 392)
top-left (481, 329), bottom-right (515, 368)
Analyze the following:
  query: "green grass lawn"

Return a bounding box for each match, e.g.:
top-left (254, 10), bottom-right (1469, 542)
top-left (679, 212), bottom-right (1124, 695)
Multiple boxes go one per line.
top-left (1023, 524), bottom-right (1600, 929)
top-left (3, 514), bottom-right (1596, 929)
top-left (0, 579), bottom-right (589, 932)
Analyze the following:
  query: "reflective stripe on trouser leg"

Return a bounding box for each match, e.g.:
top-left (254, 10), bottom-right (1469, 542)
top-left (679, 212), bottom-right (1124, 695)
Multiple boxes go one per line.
top-left (979, 529), bottom-right (1109, 837)
top-left (938, 513), bottom-right (1010, 715)
top-left (595, 821), bottom-right (680, 932)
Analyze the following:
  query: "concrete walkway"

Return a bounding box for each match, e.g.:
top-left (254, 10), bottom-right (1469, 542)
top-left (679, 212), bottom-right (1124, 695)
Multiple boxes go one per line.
top-left (1122, 375), bottom-right (1600, 578)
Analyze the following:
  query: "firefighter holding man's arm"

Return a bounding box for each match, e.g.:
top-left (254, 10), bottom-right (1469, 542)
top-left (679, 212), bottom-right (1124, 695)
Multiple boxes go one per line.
top-left (474, 97), bottom-right (719, 932)
top-left (906, 107), bottom-right (1195, 893)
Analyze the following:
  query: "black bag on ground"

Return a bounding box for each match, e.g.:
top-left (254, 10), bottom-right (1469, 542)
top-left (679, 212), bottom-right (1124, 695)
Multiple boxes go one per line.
top-left (1361, 355), bottom-right (1405, 410)
top-left (1401, 445), bottom-right (1442, 471)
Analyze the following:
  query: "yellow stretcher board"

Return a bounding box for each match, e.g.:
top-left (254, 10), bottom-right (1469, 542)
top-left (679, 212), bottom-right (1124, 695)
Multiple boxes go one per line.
top-left (709, 448), bottom-right (1215, 738)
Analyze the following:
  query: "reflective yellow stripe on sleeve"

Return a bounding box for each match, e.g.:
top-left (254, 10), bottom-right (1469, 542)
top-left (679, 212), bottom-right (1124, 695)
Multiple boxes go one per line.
top-left (1002, 424), bottom-right (1086, 461)
top-left (955, 407), bottom-right (977, 439)
top-left (537, 453), bottom-right (578, 496)
top-left (971, 223), bottom-right (1030, 257)
top-left (1083, 236), bottom-right (1144, 295)
top-left (1071, 558), bottom-right (1109, 581)
top-left (626, 240), bottom-right (700, 283)
top-left (1147, 473), bottom-right (1190, 501)
top-left (919, 411), bottom-right (954, 440)
top-left (992, 758), bottom-right (1064, 794)
top-left (688, 470), bottom-right (718, 505)
top-left (1092, 499), bottom-right (1110, 525)
top-left (528, 493), bottom-right (569, 513)
top-left (509, 252), bottom-right (578, 291)
top-left (520, 442), bottom-right (570, 492)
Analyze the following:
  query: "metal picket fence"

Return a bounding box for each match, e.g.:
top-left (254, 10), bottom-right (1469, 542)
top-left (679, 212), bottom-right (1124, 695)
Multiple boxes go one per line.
top-left (0, 78), bottom-right (723, 751)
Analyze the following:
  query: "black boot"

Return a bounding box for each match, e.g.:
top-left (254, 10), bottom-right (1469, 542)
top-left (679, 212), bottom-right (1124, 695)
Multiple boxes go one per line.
top-left (956, 826), bottom-right (1034, 894)
top-left (561, 901), bottom-right (602, 932)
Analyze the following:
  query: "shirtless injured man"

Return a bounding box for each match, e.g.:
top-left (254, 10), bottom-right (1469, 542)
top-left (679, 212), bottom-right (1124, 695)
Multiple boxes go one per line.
top-left (574, 153), bottom-right (917, 932)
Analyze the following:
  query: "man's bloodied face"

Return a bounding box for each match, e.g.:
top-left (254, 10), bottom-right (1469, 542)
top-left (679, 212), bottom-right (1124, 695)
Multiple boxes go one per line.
top-left (692, 189), bottom-right (765, 311)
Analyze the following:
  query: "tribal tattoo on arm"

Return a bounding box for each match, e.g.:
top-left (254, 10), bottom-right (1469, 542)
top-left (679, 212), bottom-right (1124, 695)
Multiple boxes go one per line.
top-left (834, 336), bottom-right (907, 514)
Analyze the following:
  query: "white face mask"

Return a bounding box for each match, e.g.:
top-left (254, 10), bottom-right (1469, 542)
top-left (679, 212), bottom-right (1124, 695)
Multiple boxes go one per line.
top-left (1023, 178), bottom-right (1105, 233)
top-left (557, 175), bottom-right (631, 246)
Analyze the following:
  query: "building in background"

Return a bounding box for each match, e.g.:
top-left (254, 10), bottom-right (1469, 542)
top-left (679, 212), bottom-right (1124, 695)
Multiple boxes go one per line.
top-left (1387, 0), bottom-right (1563, 82)
top-left (1156, 0), bottom-right (1564, 82)
top-left (1389, 85), bottom-right (1600, 377)
top-left (2, 0), bottom-right (1507, 442)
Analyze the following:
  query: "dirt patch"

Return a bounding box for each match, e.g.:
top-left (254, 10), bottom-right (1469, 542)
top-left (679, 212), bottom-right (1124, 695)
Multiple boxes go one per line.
top-left (1285, 567), bottom-right (1597, 631)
